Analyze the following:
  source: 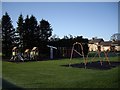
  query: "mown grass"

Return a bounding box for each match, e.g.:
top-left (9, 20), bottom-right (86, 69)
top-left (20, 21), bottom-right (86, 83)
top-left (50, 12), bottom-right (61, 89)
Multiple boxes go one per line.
top-left (2, 56), bottom-right (120, 88)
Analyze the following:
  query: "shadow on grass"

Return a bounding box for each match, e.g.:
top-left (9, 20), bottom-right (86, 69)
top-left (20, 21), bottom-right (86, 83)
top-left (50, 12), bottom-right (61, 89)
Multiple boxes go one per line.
top-left (2, 78), bottom-right (24, 90)
top-left (62, 61), bottom-right (120, 70)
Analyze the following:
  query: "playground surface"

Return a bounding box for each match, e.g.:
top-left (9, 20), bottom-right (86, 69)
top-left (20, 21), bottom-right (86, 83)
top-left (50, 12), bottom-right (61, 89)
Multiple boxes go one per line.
top-left (2, 56), bottom-right (120, 89)
top-left (63, 61), bottom-right (120, 70)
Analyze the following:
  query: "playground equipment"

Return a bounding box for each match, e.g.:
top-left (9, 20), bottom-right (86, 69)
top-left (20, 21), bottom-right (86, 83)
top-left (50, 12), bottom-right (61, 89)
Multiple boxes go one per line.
top-left (10, 47), bottom-right (24, 61)
top-left (10, 47), bottom-right (17, 61)
top-left (88, 44), bottom-right (111, 66)
top-left (10, 47), bottom-right (39, 62)
top-left (47, 45), bottom-right (57, 59)
top-left (30, 47), bottom-right (39, 61)
top-left (24, 49), bottom-right (30, 60)
top-left (69, 42), bottom-right (116, 68)
top-left (70, 42), bottom-right (87, 68)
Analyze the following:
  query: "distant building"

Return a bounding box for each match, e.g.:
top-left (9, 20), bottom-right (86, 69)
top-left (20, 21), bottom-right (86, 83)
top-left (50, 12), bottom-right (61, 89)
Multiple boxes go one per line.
top-left (88, 37), bottom-right (120, 52)
top-left (100, 41), bottom-right (112, 51)
top-left (88, 38), bottom-right (104, 51)
top-left (111, 40), bottom-right (120, 51)
top-left (100, 41), bottom-right (120, 52)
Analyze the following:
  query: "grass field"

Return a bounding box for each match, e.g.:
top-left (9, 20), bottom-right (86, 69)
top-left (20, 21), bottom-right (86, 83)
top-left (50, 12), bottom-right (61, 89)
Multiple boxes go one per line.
top-left (2, 56), bottom-right (120, 89)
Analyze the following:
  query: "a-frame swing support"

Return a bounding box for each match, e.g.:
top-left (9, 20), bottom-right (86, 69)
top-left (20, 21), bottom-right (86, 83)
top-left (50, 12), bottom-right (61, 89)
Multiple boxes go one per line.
top-left (69, 42), bottom-right (87, 68)
top-left (88, 44), bottom-right (111, 66)
top-left (70, 42), bottom-right (111, 69)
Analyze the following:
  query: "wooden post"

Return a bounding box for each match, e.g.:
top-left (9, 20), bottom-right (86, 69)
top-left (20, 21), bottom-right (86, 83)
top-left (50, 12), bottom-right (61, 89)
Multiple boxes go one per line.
top-left (69, 42), bottom-right (87, 68)
top-left (104, 50), bottom-right (111, 65)
top-left (69, 44), bottom-right (74, 67)
top-left (98, 50), bottom-right (102, 66)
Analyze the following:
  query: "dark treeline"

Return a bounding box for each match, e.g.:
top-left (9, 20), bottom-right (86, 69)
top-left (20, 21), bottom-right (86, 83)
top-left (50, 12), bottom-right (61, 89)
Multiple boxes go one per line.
top-left (2, 12), bottom-right (88, 59)
top-left (2, 12), bottom-right (52, 58)
top-left (48, 36), bottom-right (88, 58)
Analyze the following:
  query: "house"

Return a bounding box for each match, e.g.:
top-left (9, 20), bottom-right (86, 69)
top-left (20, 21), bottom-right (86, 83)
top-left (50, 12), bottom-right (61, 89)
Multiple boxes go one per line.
top-left (100, 41), bottom-right (112, 51)
top-left (100, 40), bottom-right (120, 52)
top-left (89, 39), bottom-right (120, 52)
top-left (111, 40), bottom-right (120, 51)
top-left (88, 38), bottom-right (104, 51)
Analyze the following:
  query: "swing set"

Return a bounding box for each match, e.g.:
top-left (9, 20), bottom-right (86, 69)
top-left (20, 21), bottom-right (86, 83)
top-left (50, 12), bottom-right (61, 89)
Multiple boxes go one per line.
top-left (89, 44), bottom-right (111, 66)
top-left (69, 42), bottom-right (117, 68)
top-left (70, 42), bottom-right (87, 68)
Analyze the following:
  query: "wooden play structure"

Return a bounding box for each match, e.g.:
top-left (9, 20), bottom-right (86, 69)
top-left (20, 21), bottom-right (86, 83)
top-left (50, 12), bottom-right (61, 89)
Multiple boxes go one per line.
top-left (30, 47), bottom-right (39, 61)
top-left (89, 44), bottom-right (111, 66)
top-left (70, 42), bottom-right (112, 68)
top-left (10, 47), bottom-right (39, 62)
top-left (70, 42), bottom-right (88, 68)
top-left (24, 49), bottom-right (30, 60)
top-left (10, 47), bottom-right (24, 61)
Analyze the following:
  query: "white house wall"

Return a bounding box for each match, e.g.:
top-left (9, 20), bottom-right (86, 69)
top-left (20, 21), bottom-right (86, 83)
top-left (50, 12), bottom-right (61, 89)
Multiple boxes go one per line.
top-left (101, 46), bottom-right (110, 51)
top-left (88, 44), bottom-right (98, 51)
top-left (115, 46), bottom-right (120, 51)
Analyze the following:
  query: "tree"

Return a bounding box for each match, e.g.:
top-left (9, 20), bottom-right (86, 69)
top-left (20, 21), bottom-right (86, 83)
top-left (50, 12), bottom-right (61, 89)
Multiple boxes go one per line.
top-left (29, 15), bottom-right (38, 47)
top-left (38, 19), bottom-right (52, 41)
top-left (0, 19), bottom-right (2, 38)
top-left (49, 34), bottom-right (60, 41)
top-left (63, 35), bottom-right (69, 40)
top-left (110, 33), bottom-right (120, 41)
top-left (17, 15), bottom-right (39, 49)
top-left (16, 14), bottom-right (24, 52)
top-left (69, 34), bottom-right (73, 39)
top-left (22, 15), bottom-right (30, 49)
top-left (2, 12), bottom-right (15, 57)
top-left (0, 19), bottom-right (1, 28)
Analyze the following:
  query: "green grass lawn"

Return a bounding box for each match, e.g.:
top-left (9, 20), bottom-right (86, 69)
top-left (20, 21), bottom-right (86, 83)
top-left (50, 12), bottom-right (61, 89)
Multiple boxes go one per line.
top-left (2, 56), bottom-right (120, 89)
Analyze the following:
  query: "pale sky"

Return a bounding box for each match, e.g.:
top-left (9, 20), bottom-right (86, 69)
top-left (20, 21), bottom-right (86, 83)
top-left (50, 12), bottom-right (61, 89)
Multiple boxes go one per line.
top-left (2, 2), bottom-right (118, 40)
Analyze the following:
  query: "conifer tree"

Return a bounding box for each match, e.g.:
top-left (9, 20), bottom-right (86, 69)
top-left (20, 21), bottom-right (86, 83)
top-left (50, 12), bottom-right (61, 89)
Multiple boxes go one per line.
top-left (38, 19), bottom-right (52, 41)
top-left (2, 12), bottom-right (15, 57)
top-left (29, 15), bottom-right (38, 48)
top-left (16, 14), bottom-right (24, 51)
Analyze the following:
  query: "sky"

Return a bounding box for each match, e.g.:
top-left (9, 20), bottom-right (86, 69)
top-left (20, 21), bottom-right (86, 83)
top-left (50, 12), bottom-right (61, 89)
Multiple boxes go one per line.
top-left (2, 2), bottom-right (118, 41)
